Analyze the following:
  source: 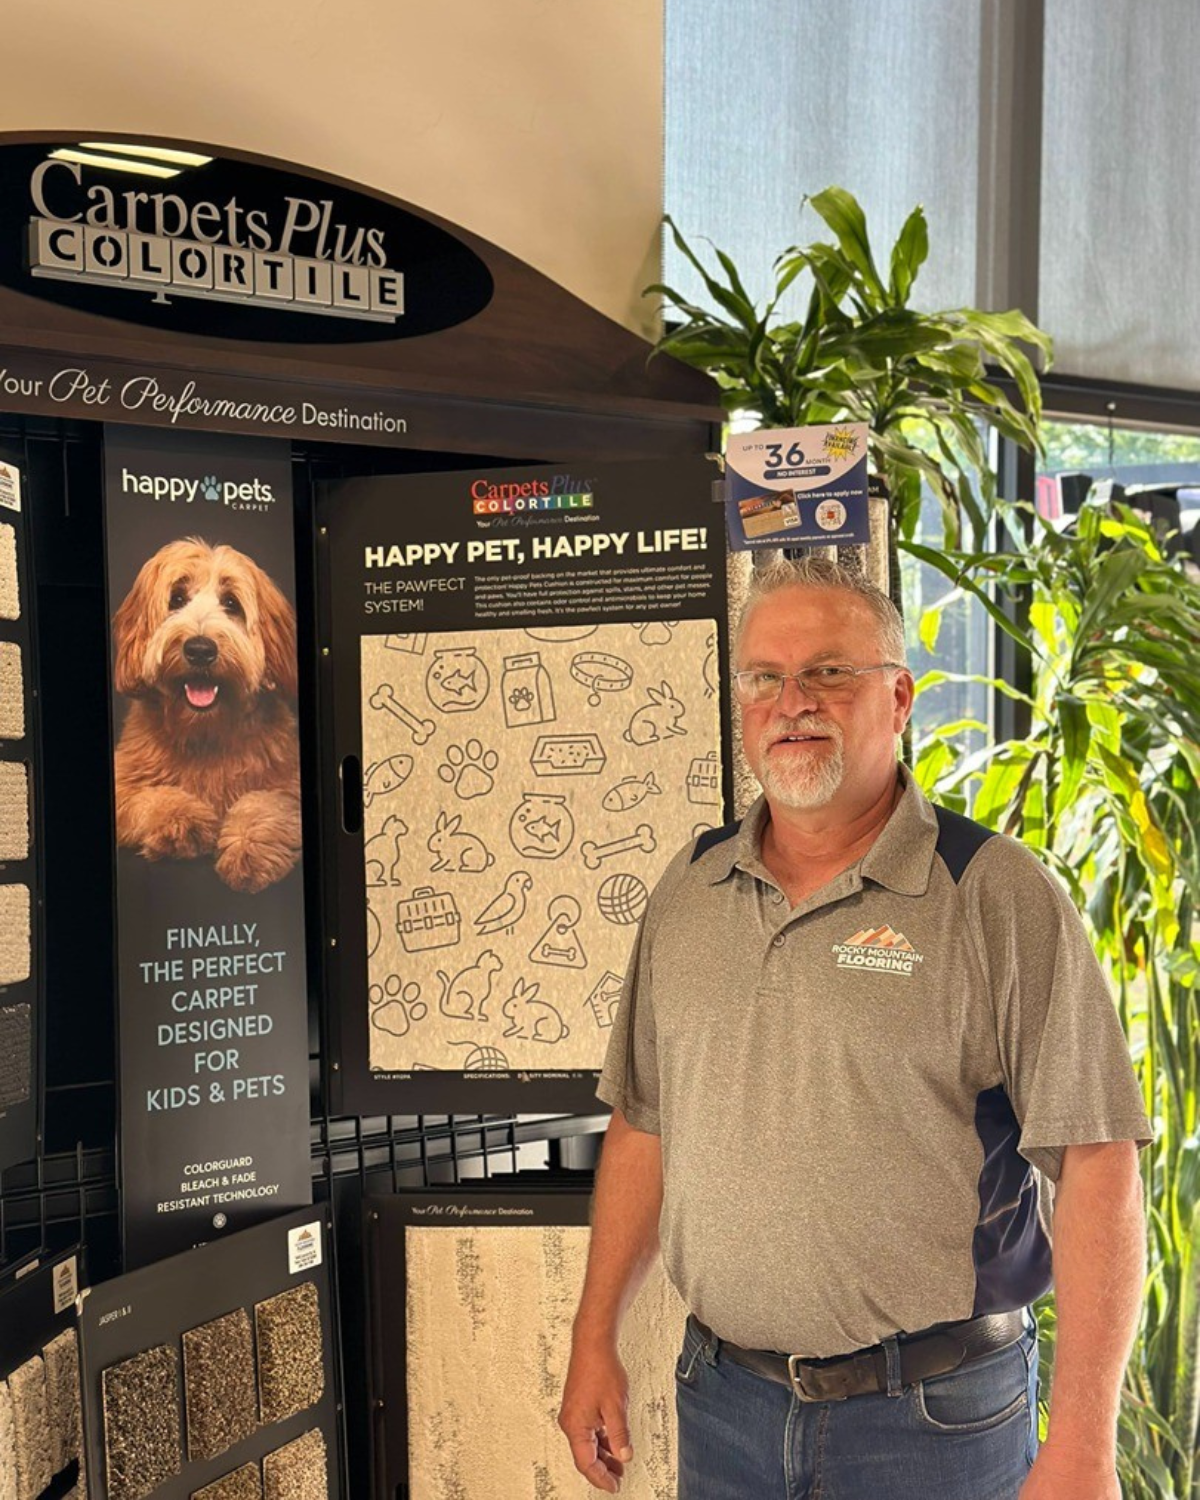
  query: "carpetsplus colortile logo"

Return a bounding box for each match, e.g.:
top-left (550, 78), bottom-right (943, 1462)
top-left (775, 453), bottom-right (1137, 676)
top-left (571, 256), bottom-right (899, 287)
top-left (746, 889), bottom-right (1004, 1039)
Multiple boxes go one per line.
top-left (832, 924), bottom-right (925, 975)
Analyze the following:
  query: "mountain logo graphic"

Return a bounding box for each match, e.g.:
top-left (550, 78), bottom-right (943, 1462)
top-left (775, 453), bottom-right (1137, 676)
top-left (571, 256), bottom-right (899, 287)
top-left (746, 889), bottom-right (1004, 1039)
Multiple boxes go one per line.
top-left (832, 923), bottom-right (924, 974)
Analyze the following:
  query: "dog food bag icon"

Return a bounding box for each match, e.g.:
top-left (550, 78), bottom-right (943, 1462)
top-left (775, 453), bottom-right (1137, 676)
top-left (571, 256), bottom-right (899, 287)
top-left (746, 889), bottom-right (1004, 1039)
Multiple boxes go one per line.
top-left (426, 647), bottom-right (490, 713)
top-left (502, 652), bottom-right (555, 728)
top-left (509, 792), bottom-right (574, 860)
top-left (396, 886), bottom-right (462, 953)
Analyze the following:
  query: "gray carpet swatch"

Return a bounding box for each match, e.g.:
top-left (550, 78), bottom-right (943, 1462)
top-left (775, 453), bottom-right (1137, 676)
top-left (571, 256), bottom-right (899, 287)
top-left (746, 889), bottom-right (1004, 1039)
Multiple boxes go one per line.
top-left (9, 1355), bottom-right (50, 1500)
top-left (255, 1284), bottom-right (324, 1425)
top-left (102, 1344), bottom-right (182, 1500)
top-left (0, 1004), bottom-right (31, 1109)
top-left (183, 1308), bottom-right (258, 1461)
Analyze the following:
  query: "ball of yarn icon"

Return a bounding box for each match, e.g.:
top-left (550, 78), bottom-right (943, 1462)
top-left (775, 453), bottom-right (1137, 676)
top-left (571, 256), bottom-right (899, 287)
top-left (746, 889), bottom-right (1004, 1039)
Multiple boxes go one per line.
top-left (596, 873), bottom-right (649, 926)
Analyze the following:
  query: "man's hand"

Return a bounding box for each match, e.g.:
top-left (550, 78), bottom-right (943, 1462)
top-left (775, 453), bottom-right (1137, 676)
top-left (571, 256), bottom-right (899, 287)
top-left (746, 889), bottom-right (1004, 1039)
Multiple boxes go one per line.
top-left (558, 1338), bottom-right (635, 1494)
top-left (1019, 1439), bottom-right (1120, 1498)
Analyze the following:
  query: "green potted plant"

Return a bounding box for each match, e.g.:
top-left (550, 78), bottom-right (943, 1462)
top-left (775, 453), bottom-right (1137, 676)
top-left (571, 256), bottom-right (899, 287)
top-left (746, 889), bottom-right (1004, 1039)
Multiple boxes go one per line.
top-left (913, 503), bottom-right (1200, 1498)
top-left (646, 187), bottom-right (1052, 602)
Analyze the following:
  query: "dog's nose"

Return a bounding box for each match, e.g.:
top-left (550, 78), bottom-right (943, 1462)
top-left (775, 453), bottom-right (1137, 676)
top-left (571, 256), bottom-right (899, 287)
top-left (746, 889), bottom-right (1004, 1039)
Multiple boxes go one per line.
top-left (183, 636), bottom-right (218, 667)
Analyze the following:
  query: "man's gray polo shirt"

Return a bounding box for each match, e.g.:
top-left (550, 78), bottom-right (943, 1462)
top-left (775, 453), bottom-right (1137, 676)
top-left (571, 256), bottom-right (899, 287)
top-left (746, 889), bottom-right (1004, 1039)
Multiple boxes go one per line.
top-left (597, 768), bottom-right (1153, 1358)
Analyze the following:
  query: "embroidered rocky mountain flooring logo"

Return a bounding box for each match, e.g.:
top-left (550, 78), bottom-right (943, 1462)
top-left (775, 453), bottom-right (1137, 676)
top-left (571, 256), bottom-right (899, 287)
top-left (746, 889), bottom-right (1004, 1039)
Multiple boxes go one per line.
top-left (833, 924), bottom-right (924, 975)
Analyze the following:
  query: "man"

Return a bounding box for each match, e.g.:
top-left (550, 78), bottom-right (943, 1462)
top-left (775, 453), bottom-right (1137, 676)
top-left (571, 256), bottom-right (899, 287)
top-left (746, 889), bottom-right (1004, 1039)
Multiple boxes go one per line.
top-left (559, 556), bottom-right (1151, 1500)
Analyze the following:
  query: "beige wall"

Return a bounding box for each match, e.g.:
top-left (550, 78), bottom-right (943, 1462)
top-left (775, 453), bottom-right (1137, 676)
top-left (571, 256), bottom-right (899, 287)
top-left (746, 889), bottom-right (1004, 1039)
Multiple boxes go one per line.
top-left (0, 0), bottom-right (664, 338)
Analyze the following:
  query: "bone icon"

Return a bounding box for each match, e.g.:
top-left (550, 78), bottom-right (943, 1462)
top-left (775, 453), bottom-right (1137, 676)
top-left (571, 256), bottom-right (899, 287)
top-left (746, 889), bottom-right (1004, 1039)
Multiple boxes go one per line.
top-left (370, 683), bottom-right (435, 746)
top-left (580, 823), bottom-right (657, 870)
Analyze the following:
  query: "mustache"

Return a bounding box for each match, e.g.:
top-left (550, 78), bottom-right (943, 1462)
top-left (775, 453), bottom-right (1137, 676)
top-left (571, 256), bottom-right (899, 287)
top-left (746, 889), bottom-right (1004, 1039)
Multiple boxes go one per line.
top-left (760, 713), bottom-right (843, 743)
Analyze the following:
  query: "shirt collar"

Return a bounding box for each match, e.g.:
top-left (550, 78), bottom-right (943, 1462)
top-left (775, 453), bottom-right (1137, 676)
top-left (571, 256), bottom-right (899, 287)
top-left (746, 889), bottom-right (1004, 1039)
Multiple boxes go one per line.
top-left (700, 764), bottom-right (939, 897)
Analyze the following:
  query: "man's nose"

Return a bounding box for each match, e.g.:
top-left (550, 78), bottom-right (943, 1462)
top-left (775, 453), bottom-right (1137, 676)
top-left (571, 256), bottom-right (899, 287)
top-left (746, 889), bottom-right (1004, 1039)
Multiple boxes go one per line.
top-left (776, 674), bottom-right (821, 713)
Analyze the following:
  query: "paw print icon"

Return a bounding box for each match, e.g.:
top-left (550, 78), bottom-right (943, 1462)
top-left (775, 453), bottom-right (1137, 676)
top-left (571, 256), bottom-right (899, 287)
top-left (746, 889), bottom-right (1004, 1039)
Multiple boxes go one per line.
top-left (201, 475), bottom-right (222, 502)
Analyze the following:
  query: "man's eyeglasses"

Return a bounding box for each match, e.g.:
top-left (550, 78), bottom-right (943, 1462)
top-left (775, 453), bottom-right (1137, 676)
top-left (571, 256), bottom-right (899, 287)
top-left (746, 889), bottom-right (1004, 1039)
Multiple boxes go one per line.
top-left (732, 663), bottom-right (905, 706)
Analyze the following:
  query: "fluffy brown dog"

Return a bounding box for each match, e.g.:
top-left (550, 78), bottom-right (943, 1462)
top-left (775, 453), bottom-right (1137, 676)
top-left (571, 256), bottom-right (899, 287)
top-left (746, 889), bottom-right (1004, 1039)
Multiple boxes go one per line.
top-left (113, 537), bottom-right (301, 893)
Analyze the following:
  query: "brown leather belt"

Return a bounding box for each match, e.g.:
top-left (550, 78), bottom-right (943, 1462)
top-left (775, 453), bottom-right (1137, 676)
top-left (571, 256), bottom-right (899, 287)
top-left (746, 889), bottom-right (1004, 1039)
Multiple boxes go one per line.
top-left (690, 1309), bottom-right (1027, 1403)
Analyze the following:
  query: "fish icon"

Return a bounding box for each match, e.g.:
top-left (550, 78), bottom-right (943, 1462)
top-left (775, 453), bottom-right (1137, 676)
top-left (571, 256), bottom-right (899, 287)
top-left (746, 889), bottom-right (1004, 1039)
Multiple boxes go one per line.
top-left (440, 668), bottom-right (477, 699)
top-left (602, 772), bottom-right (662, 814)
top-left (524, 816), bottom-right (562, 846)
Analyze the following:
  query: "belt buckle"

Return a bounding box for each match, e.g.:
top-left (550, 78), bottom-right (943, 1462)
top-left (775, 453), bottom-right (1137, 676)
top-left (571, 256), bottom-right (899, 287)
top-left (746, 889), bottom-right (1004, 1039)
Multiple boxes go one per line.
top-left (787, 1353), bottom-right (847, 1403)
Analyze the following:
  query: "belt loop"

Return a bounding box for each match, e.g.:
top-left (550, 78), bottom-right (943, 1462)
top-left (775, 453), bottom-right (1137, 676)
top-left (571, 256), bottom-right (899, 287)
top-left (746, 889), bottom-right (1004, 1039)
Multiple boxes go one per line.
top-left (703, 1326), bottom-right (721, 1367)
top-left (882, 1336), bottom-right (903, 1397)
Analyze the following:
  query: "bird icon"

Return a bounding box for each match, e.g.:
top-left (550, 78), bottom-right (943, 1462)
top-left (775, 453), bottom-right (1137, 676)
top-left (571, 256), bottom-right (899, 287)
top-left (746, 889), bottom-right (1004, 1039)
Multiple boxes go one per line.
top-left (473, 870), bottom-right (534, 936)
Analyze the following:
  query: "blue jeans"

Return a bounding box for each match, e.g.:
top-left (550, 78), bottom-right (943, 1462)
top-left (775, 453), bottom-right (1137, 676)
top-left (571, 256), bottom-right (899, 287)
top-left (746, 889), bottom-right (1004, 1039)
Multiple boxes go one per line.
top-left (675, 1314), bottom-right (1039, 1500)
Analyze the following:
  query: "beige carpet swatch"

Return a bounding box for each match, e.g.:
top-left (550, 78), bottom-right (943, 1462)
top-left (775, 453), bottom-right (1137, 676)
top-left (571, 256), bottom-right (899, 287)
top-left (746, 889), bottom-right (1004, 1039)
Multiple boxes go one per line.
top-left (184, 1309), bottom-right (259, 1462)
top-left (406, 1226), bottom-right (683, 1500)
top-left (0, 1379), bottom-right (17, 1500)
top-left (0, 644), bottom-right (23, 742)
top-left (262, 1429), bottom-right (326, 1500)
top-left (193, 1461), bottom-right (263, 1500)
top-left (41, 1328), bottom-right (81, 1476)
top-left (9, 1355), bottom-right (50, 1500)
top-left (0, 764), bottom-right (28, 863)
top-left (0, 885), bottom-right (30, 986)
top-left (0, 526), bottom-right (18, 623)
top-left (102, 1345), bottom-right (182, 1500)
top-left (255, 1284), bottom-right (324, 1426)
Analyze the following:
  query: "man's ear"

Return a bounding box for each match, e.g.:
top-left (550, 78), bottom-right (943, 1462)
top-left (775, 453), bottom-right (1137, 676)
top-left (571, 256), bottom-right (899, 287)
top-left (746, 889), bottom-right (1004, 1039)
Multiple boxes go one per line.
top-left (892, 668), bottom-right (916, 734)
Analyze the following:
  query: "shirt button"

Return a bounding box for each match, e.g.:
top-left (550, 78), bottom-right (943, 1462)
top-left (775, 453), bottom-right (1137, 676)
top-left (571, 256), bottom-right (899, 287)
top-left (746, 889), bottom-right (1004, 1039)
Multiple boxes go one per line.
top-left (772, 933), bottom-right (786, 947)
top-left (772, 892), bottom-right (785, 904)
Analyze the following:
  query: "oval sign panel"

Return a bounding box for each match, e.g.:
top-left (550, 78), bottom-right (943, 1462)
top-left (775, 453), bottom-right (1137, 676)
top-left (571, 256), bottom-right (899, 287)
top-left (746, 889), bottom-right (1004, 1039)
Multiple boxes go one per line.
top-left (0, 138), bottom-right (494, 343)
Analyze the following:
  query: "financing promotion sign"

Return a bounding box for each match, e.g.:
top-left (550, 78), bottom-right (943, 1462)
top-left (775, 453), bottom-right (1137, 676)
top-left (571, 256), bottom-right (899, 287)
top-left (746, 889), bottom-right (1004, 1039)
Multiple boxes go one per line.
top-left (725, 423), bottom-right (870, 550)
top-left (104, 427), bottom-right (310, 1268)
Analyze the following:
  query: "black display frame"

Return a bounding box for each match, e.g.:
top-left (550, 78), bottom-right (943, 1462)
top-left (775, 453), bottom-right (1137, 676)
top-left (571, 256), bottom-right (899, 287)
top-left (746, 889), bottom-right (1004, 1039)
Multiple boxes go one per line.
top-left (316, 456), bottom-right (732, 1118)
top-left (0, 440), bottom-right (44, 1177)
top-left (78, 1203), bottom-right (346, 1500)
top-left (363, 1188), bottom-right (592, 1500)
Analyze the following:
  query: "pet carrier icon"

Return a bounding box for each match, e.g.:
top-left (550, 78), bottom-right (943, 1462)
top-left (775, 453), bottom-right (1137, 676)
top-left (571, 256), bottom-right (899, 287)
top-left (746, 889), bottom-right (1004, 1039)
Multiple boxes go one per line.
top-left (396, 886), bottom-right (462, 953)
top-left (686, 751), bottom-right (722, 806)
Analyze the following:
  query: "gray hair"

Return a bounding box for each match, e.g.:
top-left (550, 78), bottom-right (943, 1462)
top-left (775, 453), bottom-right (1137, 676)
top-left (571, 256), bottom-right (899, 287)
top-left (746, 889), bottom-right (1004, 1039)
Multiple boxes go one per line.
top-left (735, 554), bottom-right (907, 666)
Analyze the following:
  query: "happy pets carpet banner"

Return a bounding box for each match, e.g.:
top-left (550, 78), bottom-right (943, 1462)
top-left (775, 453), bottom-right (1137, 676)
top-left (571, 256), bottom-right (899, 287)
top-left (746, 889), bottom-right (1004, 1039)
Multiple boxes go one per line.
top-left (103, 426), bottom-right (310, 1268)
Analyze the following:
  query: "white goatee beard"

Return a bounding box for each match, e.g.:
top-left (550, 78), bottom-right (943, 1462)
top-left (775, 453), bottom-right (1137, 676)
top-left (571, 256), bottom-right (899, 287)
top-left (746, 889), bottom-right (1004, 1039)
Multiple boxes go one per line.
top-left (754, 715), bottom-right (845, 808)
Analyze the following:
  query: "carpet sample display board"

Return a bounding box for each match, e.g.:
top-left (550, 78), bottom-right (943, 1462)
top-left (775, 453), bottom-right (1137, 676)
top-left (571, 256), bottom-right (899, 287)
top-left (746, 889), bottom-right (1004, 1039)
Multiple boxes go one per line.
top-left (365, 1192), bottom-right (686, 1500)
top-left (78, 1207), bottom-right (342, 1500)
top-left (0, 1248), bottom-right (86, 1500)
top-left (0, 448), bottom-right (40, 1176)
top-left (318, 457), bottom-right (730, 1113)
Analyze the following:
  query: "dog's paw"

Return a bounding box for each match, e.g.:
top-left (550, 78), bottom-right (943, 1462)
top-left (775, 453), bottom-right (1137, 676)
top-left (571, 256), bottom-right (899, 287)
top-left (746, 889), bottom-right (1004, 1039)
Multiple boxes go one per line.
top-left (215, 837), bottom-right (299, 894)
top-left (134, 791), bottom-right (221, 860)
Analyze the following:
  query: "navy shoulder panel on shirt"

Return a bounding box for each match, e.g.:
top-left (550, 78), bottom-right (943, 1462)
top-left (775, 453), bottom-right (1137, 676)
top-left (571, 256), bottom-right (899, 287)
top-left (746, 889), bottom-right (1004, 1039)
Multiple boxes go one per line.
top-left (933, 803), bottom-right (996, 885)
top-left (690, 820), bottom-right (741, 863)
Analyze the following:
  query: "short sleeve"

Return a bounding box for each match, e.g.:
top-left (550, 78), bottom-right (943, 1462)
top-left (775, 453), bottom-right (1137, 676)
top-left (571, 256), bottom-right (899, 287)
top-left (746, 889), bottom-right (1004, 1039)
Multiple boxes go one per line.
top-left (595, 914), bottom-right (661, 1133)
top-left (964, 839), bottom-right (1154, 1183)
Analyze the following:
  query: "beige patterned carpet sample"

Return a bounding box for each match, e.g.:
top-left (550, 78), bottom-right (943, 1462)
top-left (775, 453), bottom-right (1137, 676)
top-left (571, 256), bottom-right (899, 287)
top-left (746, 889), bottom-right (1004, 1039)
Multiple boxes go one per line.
top-left (405, 1225), bottom-right (684, 1500)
